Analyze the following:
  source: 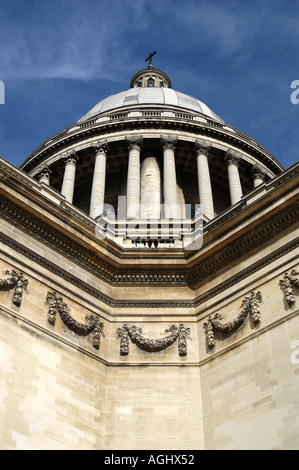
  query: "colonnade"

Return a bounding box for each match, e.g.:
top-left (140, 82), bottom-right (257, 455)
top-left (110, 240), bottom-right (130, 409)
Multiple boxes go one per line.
top-left (37, 136), bottom-right (266, 221)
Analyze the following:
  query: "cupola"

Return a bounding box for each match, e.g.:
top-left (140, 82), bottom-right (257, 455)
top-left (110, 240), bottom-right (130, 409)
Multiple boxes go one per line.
top-left (130, 51), bottom-right (172, 88)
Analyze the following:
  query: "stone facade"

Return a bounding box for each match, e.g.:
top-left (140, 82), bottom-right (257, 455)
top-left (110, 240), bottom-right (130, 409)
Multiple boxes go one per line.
top-left (0, 61), bottom-right (298, 449)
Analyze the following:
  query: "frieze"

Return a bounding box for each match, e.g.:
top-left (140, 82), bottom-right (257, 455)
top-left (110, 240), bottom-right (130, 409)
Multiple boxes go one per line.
top-left (0, 230), bottom-right (297, 314)
top-left (46, 291), bottom-right (105, 350)
top-left (279, 269), bottom-right (299, 306)
top-left (0, 269), bottom-right (28, 307)
top-left (117, 323), bottom-right (190, 356)
top-left (203, 291), bottom-right (262, 348)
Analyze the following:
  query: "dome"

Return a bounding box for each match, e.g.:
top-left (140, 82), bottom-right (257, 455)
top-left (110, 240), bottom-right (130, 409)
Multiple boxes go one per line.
top-left (78, 87), bottom-right (224, 124)
top-left (20, 56), bottom-right (284, 242)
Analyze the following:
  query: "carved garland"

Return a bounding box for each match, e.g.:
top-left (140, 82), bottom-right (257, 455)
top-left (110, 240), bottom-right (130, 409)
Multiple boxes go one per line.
top-left (116, 324), bottom-right (190, 356)
top-left (46, 291), bottom-right (104, 350)
top-left (279, 269), bottom-right (299, 306)
top-left (0, 269), bottom-right (28, 306)
top-left (203, 291), bottom-right (262, 348)
top-left (0, 264), bottom-right (296, 356)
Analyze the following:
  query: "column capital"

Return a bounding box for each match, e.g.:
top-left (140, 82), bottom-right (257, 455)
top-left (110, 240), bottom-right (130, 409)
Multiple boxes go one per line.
top-left (36, 165), bottom-right (52, 180)
top-left (193, 140), bottom-right (212, 156)
top-left (125, 135), bottom-right (143, 151)
top-left (63, 151), bottom-right (79, 166)
top-left (161, 135), bottom-right (178, 151)
top-left (224, 149), bottom-right (241, 166)
top-left (93, 141), bottom-right (110, 156)
top-left (250, 163), bottom-right (266, 182)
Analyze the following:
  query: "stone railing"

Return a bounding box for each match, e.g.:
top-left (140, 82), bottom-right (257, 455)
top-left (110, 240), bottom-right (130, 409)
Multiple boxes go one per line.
top-left (95, 213), bottom-right (204, 249)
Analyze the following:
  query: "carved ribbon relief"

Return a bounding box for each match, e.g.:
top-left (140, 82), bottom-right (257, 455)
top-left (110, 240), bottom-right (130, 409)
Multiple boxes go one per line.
top-left (279, 269), bottom-right (299, 306)
top-left (116, 323), bottom-right (190, 356)
top-left (46, 291), bottom-right (104, 350)
top-left (0, 269), bottom-right (28, 306)
top-left (203, 291), bottom-right (262, 348)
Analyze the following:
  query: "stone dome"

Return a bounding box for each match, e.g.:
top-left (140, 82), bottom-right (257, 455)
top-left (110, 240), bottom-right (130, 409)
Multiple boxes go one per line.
top-left (78, 87), bottom-right (224, 124)
top-left (20, 56), bottom-right (284, 250)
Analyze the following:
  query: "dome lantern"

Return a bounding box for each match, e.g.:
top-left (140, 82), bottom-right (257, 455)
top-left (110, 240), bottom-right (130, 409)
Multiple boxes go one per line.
top-left (130, 51), bottom-right (172, 89)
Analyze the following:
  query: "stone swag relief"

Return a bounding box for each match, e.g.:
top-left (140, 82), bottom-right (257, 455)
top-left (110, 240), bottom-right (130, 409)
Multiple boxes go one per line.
top-left (46, 291), bottom-right (105, 350)
top-left (279, 269), bottom-right (299, 306)
top-left (203, 291), bottom-right (262, 349)
top-left (116, 323), bottom-right (190, 356)
top-left (0, 266), bottom-right (298, 355)
top-left (0, 269), bottom-right (28, 307)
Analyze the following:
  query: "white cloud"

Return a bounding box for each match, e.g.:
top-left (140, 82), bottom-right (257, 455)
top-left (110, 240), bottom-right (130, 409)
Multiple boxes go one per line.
top-left (158, 0), bottom-right (299, 65)
top-left (0, 0), bottom-right (152, 81)
top-left (1, 0), bottom-right (297, 83)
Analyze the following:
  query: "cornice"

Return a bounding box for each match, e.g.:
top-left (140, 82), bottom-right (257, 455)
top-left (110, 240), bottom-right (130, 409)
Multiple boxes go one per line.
top-left (20, 105), bottom-right (283, 175)
top-left (0, 230), bottom-right (297, 315)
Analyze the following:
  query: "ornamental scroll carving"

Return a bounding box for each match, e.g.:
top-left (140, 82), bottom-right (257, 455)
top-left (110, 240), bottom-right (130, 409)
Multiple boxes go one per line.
top-left (279, 269), bottom-right (299, 306)
top-left (46, 291), bottom-right (104, 350)
top-left (116, 324), bottom-right (190, 356)
top-left (203, 291), bottom-right (262, 349)
top-left (0, 269), bottom-right (28, 306)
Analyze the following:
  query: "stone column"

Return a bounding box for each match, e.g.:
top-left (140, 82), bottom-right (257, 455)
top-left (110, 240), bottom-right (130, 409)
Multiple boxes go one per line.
top-left (161, 135), bottom-right (178, 219)
top-left (141, 156), bottom-right (161, 220)
top-left (251, 164), bottom-right (266, 188)
top-left (225, 150), bottom-right (243, 205)
top-left (61, 152), bottom-right (78, 203)
top-left (194, 140), bottom-right (214, 220)
top-left (89, 142), bottom-right (110, 219)
top-left (126, 136), bottom-right (143, 219)
top-left (37, 165), bottom-right (51, 185)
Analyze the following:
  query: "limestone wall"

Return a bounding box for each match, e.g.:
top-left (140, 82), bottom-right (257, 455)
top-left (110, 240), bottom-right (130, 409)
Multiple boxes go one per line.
top-left (0, 244), bottom-right (298, 449)
top-left (0, 159), bottom-right (298, 449)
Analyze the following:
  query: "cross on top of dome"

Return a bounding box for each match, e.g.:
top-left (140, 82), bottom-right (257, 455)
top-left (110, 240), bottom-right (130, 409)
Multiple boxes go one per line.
top-left (145, 51), bottom-right (156, 69)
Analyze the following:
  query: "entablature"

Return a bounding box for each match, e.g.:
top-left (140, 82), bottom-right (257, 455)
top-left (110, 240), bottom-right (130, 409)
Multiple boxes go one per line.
top-left (0, 156), bottom-right (298, 289)
top-left (20, 104), bottom-right (283, 176)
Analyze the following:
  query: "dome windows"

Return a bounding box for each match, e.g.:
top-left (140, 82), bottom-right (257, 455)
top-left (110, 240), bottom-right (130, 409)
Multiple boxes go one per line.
top-left (147, 78), bottom-right (155, 87)
top-left (130, 68), bottom-right (172, 89)
top-left (134, 75), bottom-right (167, 88)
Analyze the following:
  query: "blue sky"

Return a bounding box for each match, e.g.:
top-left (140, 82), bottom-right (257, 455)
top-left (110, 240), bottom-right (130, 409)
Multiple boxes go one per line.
top-left (0, 0), bottom-right (298, 169)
